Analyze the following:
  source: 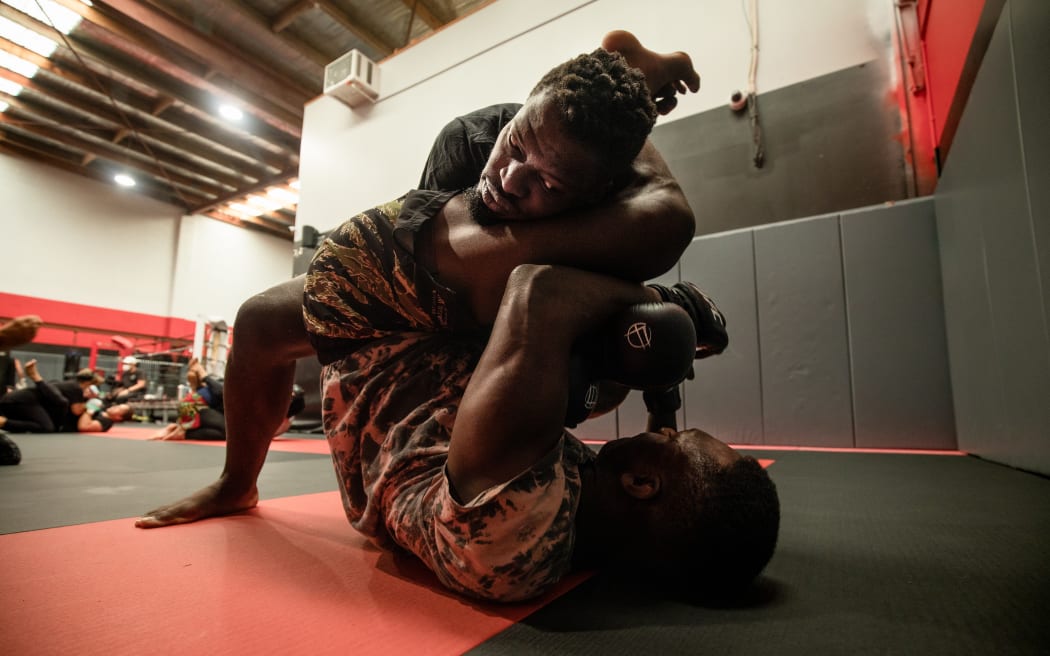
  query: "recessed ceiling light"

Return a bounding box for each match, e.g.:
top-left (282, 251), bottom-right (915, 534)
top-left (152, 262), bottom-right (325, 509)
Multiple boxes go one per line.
top-left (114, 173), bottom-right (136, 187)
top-left (218, 104), bottom-right (243, 121)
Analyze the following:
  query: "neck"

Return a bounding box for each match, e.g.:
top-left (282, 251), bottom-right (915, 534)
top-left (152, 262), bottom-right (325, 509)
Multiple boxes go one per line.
top-left (571, 459), bottom-right (605, 569)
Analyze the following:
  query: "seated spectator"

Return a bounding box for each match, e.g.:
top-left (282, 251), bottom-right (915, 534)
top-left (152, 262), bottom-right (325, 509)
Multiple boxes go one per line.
top-left (150, 358), bottom-right (304, 441)
top-left (106, 356), bottom-right (147, 402)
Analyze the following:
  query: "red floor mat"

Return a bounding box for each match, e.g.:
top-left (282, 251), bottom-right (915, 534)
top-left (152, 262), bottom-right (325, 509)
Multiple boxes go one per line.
top-left (0, 491), bottom-right (589, 655)
top-left (88, 424), bottom-right (331, 454)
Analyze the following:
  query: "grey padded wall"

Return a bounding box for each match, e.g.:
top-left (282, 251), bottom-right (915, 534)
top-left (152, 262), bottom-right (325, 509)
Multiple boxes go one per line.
top-left (677, 200), bottom-right (956, 449)
top-left (840, 200), bottom-right (956, 449)
top-left (680, 231), bottom-right (764, 443)
top-left (934, 0), bottom-right (1050, 475)
top-left (649, 59), bottom-right (909, 237)
top-left (754, 216), bottom-right (854, 447)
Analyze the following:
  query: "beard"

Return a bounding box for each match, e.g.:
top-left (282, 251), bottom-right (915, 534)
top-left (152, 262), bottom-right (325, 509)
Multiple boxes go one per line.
top-left (463, 185), bottom-right (500, 226)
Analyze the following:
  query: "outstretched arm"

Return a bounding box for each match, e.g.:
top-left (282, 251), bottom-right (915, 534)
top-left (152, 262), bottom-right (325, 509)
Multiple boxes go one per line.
top-left (136, 275), bottom-right (315, 528)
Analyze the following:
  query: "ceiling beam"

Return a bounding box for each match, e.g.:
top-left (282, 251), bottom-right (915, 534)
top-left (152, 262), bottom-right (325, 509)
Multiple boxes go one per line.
top-left (272, 0), bottom-right (317, 33)
top-left (0, 3), bottom-right (303, 148)
top-left (317, 1), bottom-right (395, 56)
top-left (77, 0), bottom-right (314, 108)
top-left (206, 209), bottom-right (294, 240)
top-left (217, 0), bottom-right (330, 68)
top-left (1, 41), bottom-right (277, 181)
top-left (0, 107), bottom-right (229, 206)
top-left (40, 0), bottom-right (307, 136)
top-left (190, 169), bottom-right (299, 216)
top-left (399, 0), bottom-right (446, 30)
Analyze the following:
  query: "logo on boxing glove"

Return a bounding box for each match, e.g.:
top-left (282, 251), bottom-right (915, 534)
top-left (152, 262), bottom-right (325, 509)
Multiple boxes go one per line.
top-left (624, 322), bottom-right (653, 350)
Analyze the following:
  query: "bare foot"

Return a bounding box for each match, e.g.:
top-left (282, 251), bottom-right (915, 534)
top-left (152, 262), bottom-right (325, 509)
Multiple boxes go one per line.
top-left (149, 424), bottom-right (185, 440)
top-left (602, 30), bottom-right (701, 115)
top-left (24, 359), bottom-right (42, 382)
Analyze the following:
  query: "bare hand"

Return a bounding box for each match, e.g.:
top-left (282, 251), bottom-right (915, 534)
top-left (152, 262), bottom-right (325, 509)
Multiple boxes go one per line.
top-left (135, 479), bottom-right (258, 528)
top-left (0, 315), bottom-right (43, 350)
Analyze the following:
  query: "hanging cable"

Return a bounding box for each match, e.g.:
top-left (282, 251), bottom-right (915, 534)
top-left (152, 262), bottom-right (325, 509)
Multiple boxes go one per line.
top-left (743, 0), bottom-right (765, 168)
top-left (32, 0), bottom-right (194, 208)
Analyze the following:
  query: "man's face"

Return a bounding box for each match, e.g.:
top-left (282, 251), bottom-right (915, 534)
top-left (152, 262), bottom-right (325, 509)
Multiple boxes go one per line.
top-left (597, 428), bottom-right (741, 477)
top-left (469, 92), bottom-right (609, 224)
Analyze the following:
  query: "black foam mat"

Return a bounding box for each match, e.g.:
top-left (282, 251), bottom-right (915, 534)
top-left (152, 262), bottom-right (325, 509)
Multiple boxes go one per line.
top-left (0, 432), bottom-right (335, 534)
top-left (469, 450), bottom-right (1050, 655)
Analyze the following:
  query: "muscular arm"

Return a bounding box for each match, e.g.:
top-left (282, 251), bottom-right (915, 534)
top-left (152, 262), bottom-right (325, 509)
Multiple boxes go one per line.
top-left (447, 264), bottom-right (656, 501)
top-left (433, 140), bottom-right (694, 325)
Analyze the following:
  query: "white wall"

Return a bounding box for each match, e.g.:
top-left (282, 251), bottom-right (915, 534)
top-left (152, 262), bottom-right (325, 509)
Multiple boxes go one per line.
top-left (2, 153), bottom-right (292, 324)
top-left (297, 0), bottom-right (894, 233)
top-left (4, 154), bottom-right (181, 316)
top-left (170, 214), bottom-right (294, 325)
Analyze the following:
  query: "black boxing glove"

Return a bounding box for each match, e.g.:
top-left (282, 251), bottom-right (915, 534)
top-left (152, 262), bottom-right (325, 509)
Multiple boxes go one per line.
top-left (647, 281), bottom-right (728, 358)
top-left (593, 301), bottom-right (696, 391)
top-left (564, 349), bottom-right (600, 428)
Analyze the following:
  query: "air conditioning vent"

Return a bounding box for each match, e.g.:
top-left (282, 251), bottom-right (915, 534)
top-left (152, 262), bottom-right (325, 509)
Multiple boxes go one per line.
top-left (323, 49), bottom-right (380, 108)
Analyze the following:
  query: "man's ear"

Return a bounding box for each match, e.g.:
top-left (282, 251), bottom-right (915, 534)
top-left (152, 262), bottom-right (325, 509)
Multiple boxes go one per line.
top-left (620, 470), bottom-right (661, 500)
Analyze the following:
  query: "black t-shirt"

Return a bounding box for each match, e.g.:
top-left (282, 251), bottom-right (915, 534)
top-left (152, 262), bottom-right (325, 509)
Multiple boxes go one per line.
top-left (418, 103), bottom-right (521, 192)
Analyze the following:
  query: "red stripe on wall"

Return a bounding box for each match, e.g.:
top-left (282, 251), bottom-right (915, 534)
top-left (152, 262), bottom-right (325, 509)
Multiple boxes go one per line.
top-left (1, 292), bottom-right (195, 351)
top-left (921, 0), bottom-right (988, 149)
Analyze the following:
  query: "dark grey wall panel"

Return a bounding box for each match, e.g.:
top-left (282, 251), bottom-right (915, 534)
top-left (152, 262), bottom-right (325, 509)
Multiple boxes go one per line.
top-left (840, 199), bottom-right (956, 449)
top-left (614, 267), bottom-right (682, 440)
top-left (935, 0), bottom-right (1050, 475)
top-left (680, 231), bottom-right (764, 444)
top-left (754, 215), bottom-right (853, 447)
top-left (935, 189), bottom-right (1004, 452)
top-left (650, 60), bottom-right (908, 237)
top-left (1010, 0), bottom-right (1050, 364)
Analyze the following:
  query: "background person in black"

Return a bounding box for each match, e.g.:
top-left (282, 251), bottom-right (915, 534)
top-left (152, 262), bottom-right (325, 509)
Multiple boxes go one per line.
top-left (107, 356), bottom-right (147, 403)
top-left (0, 359), bottom-right (73, 434)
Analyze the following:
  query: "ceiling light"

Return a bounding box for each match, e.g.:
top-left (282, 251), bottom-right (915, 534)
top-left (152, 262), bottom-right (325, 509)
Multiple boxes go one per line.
top-left (0, 17), bottom-right (59, 58)
top-left (114, 173), bottom-right (136, 187)
top-left (218, 104), bottom-right (243, 121)
top-left (289, 179), bottom-right (300, 190)
top-left (266, 187), bottom-right (298, 205)
top-left (0, 101), bottom-right (8, 113)
top-left (245, 194), bottom-right (282, 212)
top-left (4, 0), bottom-right (83, 35)
top-left (228, 202), bottom-right (263, 217)
top-left (0, 79), bottom-right (24, 98)
top-left (0, 51), bottom-right (39, 79)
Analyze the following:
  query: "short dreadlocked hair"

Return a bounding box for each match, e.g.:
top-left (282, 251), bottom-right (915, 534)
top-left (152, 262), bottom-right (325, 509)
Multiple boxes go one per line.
top-left (529, 48), bottom-right (657, 176)
top-left (612, 454), bottom-right (781, 600)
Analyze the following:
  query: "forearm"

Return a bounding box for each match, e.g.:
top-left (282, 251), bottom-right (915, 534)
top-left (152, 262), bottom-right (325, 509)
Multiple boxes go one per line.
top-left (78, 411), bottom-right (102, 432)
top-left (436, 142), bottom-right (694, 325)
top-left (449, 265), bottom-right (656, 498)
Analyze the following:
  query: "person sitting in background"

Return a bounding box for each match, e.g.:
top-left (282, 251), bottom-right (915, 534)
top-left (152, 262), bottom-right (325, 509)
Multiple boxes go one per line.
top-left (149, 358), bottom-right (305, 441)
top-left (106, 356), bottom-right (147, 403)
